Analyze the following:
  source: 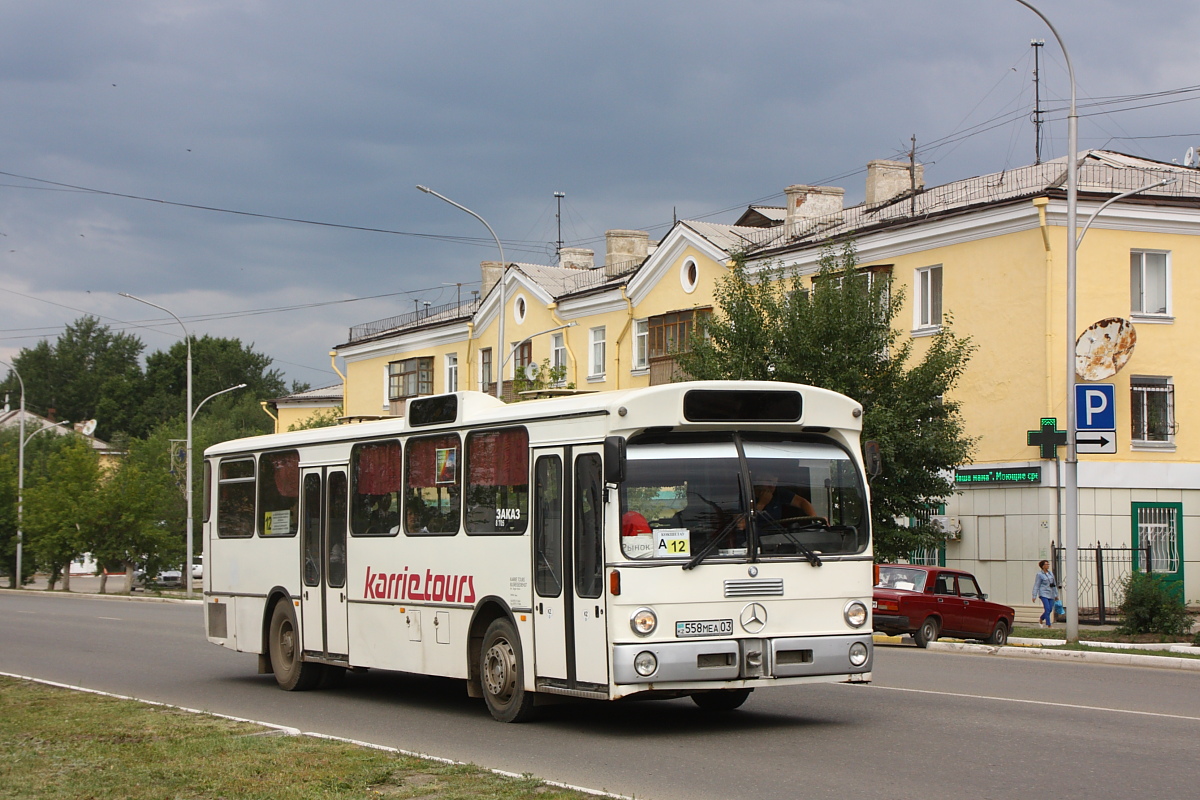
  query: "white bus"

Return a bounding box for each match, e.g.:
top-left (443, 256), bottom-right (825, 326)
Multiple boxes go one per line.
top-left (203, 381), bottom-right (874, 721)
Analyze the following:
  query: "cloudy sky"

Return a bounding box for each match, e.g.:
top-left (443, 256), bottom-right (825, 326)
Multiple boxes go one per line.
top-left (3, 0), bottom-right (1198, 391)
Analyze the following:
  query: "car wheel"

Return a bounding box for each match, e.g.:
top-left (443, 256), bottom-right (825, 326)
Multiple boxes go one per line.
top-left (913, 617), bottom-right (940, 648)
top-left (988, 620), bottom-right (1009, 646)
top-left (268, 600), bottom-right (323, 691)
top-left (480, 618), bottom-right (537, 722)
top-left (691, 688), bottom-right (753, 712)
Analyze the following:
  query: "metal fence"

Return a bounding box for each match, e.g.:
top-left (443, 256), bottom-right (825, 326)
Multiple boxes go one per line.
top-left (1052, 542), bottom-right (1152, 625)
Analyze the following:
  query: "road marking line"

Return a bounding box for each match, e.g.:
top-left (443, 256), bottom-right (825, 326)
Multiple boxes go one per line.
top-left (98, 616), bottom-right (122, 621)
top-left (0, 671), bottom-right (634, 799)
top-left (865, 684), bottom-right (1200, 722)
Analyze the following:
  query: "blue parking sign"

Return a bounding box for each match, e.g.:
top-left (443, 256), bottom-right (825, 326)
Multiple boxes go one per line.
top-left (1075, 384), bottom-right (1115, 430)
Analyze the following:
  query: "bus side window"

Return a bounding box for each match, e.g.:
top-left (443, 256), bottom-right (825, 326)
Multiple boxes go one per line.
top-left (350, 441), bottom-right (401, 535)
top-left (259, 450), bottom-right (300, 537)
top-left (405, 434), bottom-right (461, 535)
top-left (465, 428), bottom-right (529, 535)
top-left (217, 458), bottom-right (255, 538)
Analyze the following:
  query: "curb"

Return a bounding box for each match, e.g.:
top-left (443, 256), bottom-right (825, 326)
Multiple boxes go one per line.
top-left (928, 641), bottom-right (1200, 671)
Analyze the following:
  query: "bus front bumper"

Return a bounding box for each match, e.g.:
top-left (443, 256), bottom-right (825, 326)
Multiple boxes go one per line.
top-left (613, 633), bottom-right (873, 685)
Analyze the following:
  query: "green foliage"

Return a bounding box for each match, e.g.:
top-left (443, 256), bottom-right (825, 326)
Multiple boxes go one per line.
top-left (1116, 572), bottom-right (1195, 637)
top-left (22, 437), bottom-right (101, 583)
top-left (288, 406), bottom-right (344, 431)
top-left (677, 244), bottom-right (976, 562)
top-left (512, 358), bottom-right (572, 400)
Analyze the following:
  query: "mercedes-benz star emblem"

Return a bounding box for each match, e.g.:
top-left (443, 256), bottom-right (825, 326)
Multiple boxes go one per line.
top-left (740, 602), bottom-right (768, 633)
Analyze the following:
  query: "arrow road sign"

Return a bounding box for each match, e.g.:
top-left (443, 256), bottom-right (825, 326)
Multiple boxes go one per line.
top-left (1076, 431), bottom-right (1117, 454)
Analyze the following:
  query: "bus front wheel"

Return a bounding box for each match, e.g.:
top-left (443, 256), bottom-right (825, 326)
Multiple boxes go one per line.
top-left (691, 688), bottom-right (752, 712)
top-left (480, 618), bottom-right (536, 722)
top-left (268, 600), bottom-right (323, 691)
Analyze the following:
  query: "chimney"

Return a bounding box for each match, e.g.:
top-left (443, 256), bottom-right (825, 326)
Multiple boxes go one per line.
top-left (604, 229), bottom-right (650, 278)
top-left (480, 260), bottom-right (504, 297)
top-left (784, 185), bottom-right (844, 235)
top-left (558, 247), bottom-right (594, 270)
top-left (865, 159), bottom-right (923, 205)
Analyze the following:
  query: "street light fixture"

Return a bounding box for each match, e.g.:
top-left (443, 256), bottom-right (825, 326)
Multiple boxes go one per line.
top-left (120, 293), bottom-right (195, 599)
top-left (194, 383), bottom-right (248, 421)
top-left (416, 185), bottom-right (506, 400)
top-left (1, 359), bottom-right (26, 587)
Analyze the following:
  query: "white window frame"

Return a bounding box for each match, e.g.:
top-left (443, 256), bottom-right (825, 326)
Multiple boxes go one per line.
top-left (913, 265), bottom-right (942, 332)
top-left (632, 319), bottom-right (649, 371)
top-left (1130, 249), bottom-right (1171, 319)
top-left (589, 326), bottom-right (606, 380)
top-left (550, 332), bottom-right (567, 386)
top-left (445, 353), bottom-right (458, 393)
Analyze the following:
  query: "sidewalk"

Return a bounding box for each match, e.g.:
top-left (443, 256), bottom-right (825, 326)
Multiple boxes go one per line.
top-left (3, 574), bottom-right (202, 603)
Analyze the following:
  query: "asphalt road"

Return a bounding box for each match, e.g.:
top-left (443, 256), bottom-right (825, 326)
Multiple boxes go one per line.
top-left (2, 590), bottom-right (1197, 800)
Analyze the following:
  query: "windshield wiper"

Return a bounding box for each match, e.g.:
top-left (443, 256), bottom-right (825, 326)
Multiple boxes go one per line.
top-left (756, 515), bottom-right (823, 567)
top-left (682, 514), bottom-right (744, 571)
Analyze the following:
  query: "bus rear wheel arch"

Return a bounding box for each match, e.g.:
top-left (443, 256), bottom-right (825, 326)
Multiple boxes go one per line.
top-left (268, 598), bottom-right (324, 691)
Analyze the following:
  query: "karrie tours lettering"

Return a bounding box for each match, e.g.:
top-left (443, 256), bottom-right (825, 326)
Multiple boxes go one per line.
top-left (363, 566), bottom-right (476, 603)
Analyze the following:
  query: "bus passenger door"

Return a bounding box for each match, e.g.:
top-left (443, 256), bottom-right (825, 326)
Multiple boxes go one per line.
top-left (531, 446), bottom-right (609, 691)
top-left (532, 450), bottom-right (568, 681)
top-left (300, 467), bottom-right (350, 660)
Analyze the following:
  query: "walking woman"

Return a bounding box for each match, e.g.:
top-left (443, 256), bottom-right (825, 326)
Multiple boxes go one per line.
top-left (1032, 560), bottom-right (1058, 627)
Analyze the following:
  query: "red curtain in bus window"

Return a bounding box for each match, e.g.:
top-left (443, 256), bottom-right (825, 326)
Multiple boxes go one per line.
top-left (469, 429), bottom-right (528, 486)
top-left (356, 442), bottom-right (401, 495)
top-left (407, 435), bottom-right (458, 487)
top-left (269, 451), bottom-right (300, 497)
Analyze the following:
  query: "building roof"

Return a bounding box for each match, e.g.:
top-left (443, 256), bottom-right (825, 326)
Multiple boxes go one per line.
top-left (273, 383), bottom-right (343, 404)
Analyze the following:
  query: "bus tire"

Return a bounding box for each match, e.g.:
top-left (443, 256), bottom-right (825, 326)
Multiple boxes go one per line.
top-left (691, 688), bottom-right (752, 712)
top-left (480, 617), bottom-right (536, 722)
top-left (268, 600), bottom-right (323, 691)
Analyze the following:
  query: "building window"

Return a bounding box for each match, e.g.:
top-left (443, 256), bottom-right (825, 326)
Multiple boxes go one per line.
top-left (648, 309), bottom-right (707, 359)
top-left (513, 341), bottom-right (532, 378)
top-left (550, 333), bottom-right (567, 385)
top-left (388, 357), bottom-right (433, 401)
top-left (1131, 376), bottom-right (1174, 443)
top-left (589, 326), bottom-right (606, 378)
top-left (479, 348), bottom-right (493, 393)
top-left (445, 353), bottom-right (458, 393)
top-left (632, 319), bottom-right (649, 370)
top-left (1134, 503), bottom-right (1181, 574)
top-left (680, 258), bottom-right (699, 293)
top-left (514, 294), bottom-right (528, 324)
top-left (914, 265), bottom-right (942, 329)
top-left (1130, 250), bottom-right (1169, 316)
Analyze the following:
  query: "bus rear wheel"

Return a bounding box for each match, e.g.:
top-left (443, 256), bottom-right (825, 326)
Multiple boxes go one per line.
top-left (268, 600), bottom-right (323, 691)
top-left (691, 688), bottom-right (752, 712)
top-left (480, 618), bottom-right (536, 722)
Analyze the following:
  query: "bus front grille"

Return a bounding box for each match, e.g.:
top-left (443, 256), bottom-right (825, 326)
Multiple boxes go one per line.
top-left (724, 578), bottom-right (784, 597)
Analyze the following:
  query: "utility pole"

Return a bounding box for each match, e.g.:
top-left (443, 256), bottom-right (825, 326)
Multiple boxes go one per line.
top-left (554, 191), bottom-right (565, 261)
top-left (1032, 39), bottom-right (1045, 164)
top-left (909, 134), bottom-right (918, 215)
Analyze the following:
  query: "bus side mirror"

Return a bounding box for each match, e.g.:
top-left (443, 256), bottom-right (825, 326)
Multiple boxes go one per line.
top-left (863, 440), bottom-right (883, 479)
top-left (604, 436), bottom-right (626, 484)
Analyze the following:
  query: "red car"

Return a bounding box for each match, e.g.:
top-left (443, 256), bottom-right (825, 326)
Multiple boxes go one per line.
top-left (873, 565), bottom-right (1015, 647)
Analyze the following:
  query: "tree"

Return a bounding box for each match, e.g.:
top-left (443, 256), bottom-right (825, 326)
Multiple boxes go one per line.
top-left (21, 437), bottom-right (101, 589)
top-left (0, 317), bottom-right (145, 440)
top-left (288, 406), bottom-right (343, 431)
top-left (677, 244), bottom-right (976, 562)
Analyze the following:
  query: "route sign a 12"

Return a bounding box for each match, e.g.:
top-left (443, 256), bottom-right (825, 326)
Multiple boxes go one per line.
top-left (1075, 384), bottom-right (1117, 453)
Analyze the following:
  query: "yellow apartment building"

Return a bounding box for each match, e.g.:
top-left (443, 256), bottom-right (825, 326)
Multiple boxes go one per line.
top-left (330, 150), bottom-right (1200, 610)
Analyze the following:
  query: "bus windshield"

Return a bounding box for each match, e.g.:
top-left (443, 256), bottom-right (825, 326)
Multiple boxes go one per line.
top-left (619, 438), bottom-right (868, 562)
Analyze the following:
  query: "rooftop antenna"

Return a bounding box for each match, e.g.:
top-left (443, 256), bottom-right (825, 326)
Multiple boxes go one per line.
top-left (909, 134), bottom-right (918, 215)
top-left (554, 191), bottom-right (565, 261)
top-left (1032, 39), bottom-right (1045, 164)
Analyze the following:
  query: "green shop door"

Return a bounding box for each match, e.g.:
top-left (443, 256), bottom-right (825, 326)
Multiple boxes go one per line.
top-left (1131, 502), bottom-right (1184, 603)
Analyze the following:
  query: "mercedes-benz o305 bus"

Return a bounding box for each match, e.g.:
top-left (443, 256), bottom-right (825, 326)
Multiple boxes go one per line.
top-left (203, 380), bottom-right (874, 721)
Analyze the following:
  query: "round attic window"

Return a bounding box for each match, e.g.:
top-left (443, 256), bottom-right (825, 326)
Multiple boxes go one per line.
top-left (680, 258), bottom-right (699, 293)
top-left (514, 294), bottom-right (527, 324)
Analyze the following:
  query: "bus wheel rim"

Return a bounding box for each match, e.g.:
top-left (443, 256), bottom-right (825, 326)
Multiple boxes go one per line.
top-left (484, 639), bottom-right (516, 701)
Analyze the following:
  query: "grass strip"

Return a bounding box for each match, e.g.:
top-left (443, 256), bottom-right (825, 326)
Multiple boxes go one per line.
top-left (0, 676), bottom-right (601, 800)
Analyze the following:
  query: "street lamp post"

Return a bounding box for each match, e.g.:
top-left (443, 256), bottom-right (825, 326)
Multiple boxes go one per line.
top-left (1, 360), bottom-right (26, 587)
top-left (416, 185), bottom-right (506, 400)
top-left (1014, 0), bottom-right (1080, 642)
top-left (120, 293), bottom-right (195, 598)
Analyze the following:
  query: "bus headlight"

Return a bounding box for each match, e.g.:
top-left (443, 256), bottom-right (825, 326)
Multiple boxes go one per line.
top-left (630, 607), bottom-right (657, 636)
top-left (634, 650), bottom-right (658, 676)
top-left (844, 601), bottom-right (868, 628)
top-left (848, 642), bottom-right (869, 667)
